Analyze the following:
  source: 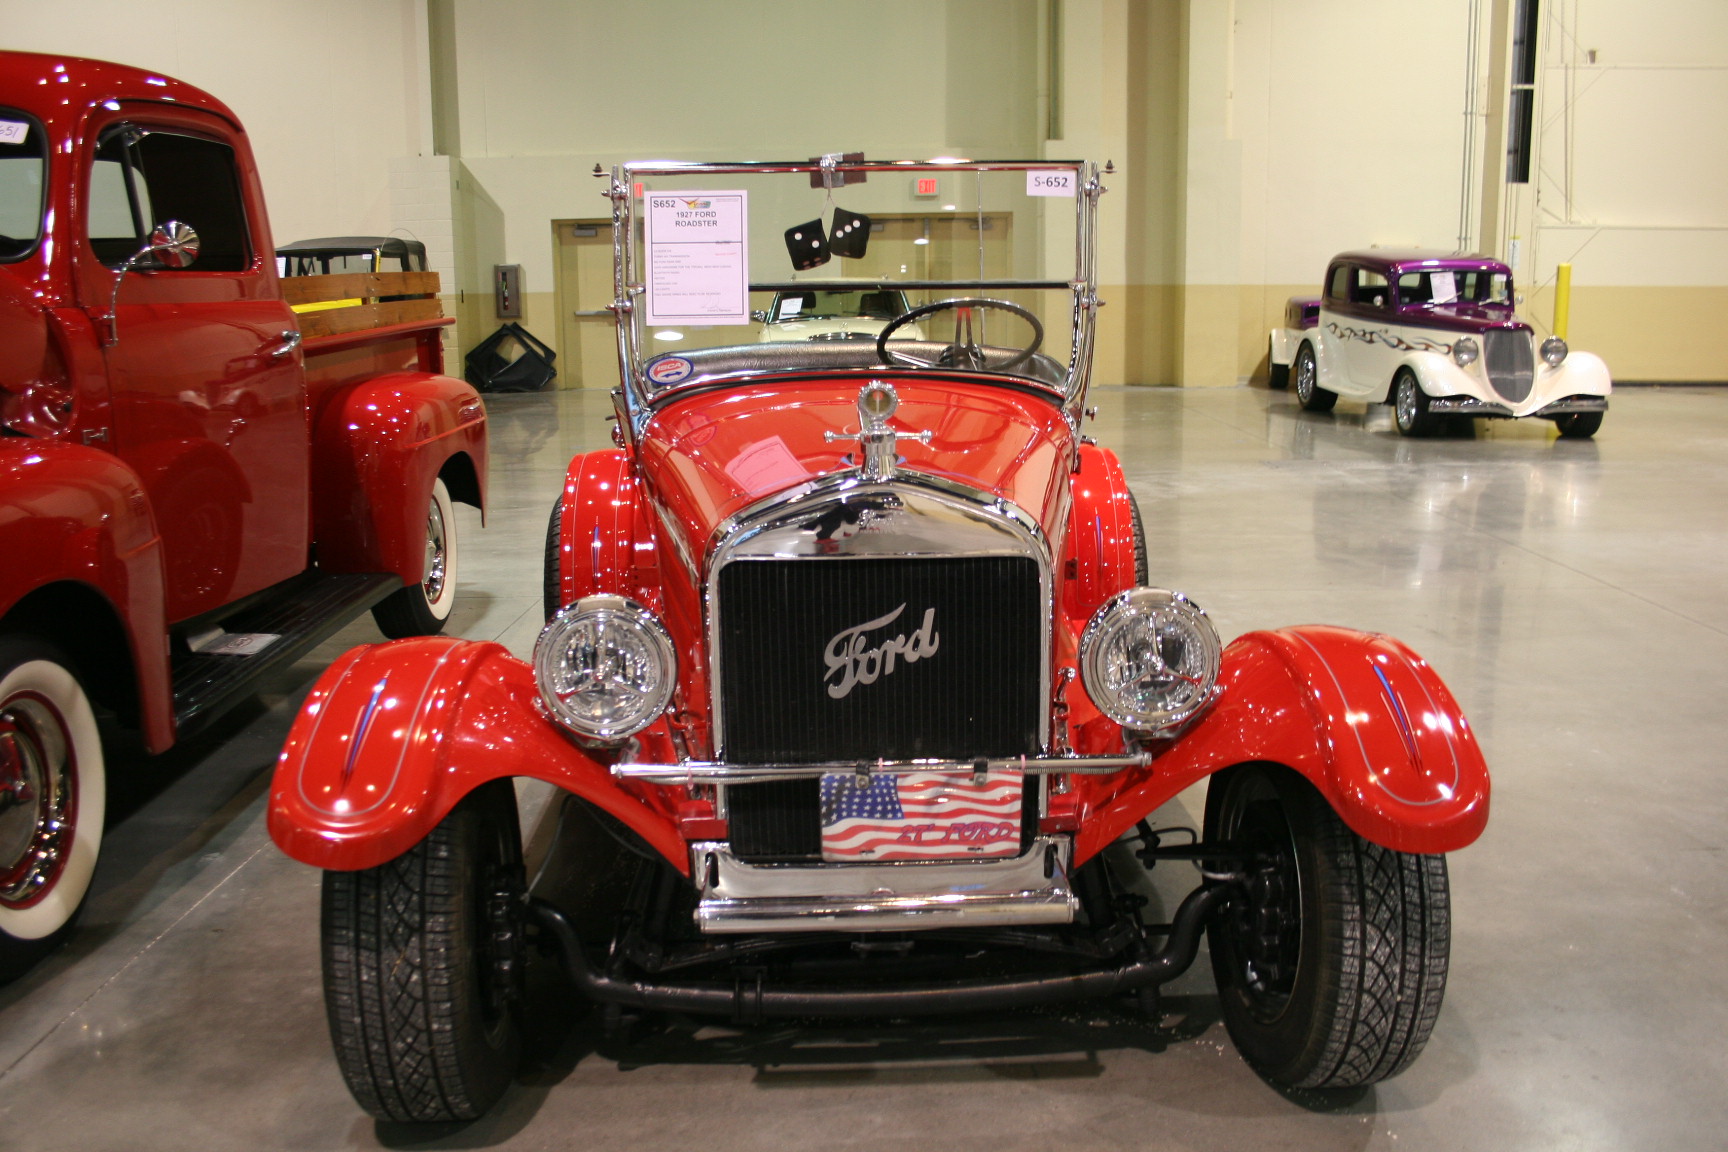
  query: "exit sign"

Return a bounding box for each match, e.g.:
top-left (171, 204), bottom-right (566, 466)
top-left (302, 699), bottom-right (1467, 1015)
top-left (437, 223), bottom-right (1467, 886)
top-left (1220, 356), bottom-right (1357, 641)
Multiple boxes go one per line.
top-left (911, 177), bottom-right (939, 198)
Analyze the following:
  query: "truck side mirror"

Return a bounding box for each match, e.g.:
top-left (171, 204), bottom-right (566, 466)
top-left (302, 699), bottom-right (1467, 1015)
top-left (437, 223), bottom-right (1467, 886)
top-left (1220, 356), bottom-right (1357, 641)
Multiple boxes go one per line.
top-left (145, 220), bottom-right (202, 269)
top-left (105, 220), bottom-right (201, 346)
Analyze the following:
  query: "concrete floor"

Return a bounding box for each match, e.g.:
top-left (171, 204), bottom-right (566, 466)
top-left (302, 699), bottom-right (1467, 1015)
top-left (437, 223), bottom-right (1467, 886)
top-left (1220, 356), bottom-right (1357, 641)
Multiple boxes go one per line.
top-left (2, 383), bottom-right (1724, 1151)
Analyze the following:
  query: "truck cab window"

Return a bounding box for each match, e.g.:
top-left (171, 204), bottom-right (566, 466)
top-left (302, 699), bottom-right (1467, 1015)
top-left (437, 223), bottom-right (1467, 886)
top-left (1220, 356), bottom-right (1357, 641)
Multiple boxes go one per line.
top-left (88, 127), bottom-right (250, 271)
top-left (0, 112), bottom-right (46, 262)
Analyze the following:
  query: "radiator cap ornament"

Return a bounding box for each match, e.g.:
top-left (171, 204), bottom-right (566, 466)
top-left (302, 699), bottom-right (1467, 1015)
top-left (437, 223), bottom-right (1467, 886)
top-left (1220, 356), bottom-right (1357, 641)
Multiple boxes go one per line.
top-left (826, 381), bottom-right (932, 480)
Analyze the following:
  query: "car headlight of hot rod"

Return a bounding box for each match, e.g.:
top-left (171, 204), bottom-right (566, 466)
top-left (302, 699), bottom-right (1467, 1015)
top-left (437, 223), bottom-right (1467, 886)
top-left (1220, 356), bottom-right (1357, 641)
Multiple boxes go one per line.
top-left (1451, 337), bottom-right (1480, 368)
top-left (534, 595), bottom-right (677, 742)
top-left (1540, 335), bottom-right (1568, 366)
top-left (1080, 588), bottom-right (1222, 732)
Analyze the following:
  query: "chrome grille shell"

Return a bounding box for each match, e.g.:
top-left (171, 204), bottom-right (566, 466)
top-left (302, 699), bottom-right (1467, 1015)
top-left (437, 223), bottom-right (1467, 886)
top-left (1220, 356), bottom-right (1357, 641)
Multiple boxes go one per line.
top-left (1483, 328), bottom-right (1535, 404)
top-left (704, 470), bottom-right (1055, 761)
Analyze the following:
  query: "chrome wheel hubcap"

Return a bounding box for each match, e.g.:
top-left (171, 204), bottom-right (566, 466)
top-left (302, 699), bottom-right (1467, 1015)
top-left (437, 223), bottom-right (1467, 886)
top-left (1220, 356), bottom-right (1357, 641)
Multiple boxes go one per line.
top-left (0, 695), bottom-right (75, 907)
top-left (1396, 380), bottom-right (1418, 429)
top-left (422, 497), bottom-right (448, 603)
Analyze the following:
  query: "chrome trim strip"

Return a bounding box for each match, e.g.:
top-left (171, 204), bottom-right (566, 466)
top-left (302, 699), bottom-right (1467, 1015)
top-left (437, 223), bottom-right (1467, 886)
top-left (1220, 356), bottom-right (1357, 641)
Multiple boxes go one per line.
top-left (1536, 396), bottom-right (1609, 416)
top-left (613, 752), bottom-right (1149, 785)
top-left (1427, 396), bottom-right (1514, 416)
top-left (621, 160), bottom-right (1091, 177)
top-left (690, 836), bottom-right (1077, 933)
top-left (703, 469), bottom-right (1055, 760)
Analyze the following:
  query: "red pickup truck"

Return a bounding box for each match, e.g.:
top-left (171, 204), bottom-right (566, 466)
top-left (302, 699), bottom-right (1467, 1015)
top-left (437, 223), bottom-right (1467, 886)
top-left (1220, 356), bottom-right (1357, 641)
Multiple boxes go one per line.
top-left (0, 52), bottom-right (487, 978)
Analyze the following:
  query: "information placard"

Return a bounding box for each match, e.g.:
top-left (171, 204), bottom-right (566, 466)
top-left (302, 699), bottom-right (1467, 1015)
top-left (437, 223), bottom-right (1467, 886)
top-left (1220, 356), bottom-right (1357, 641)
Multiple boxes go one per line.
top-left (643, 191), bottom-right (750, 326)
top-left (1026, 169), bottom-right (1077, 197)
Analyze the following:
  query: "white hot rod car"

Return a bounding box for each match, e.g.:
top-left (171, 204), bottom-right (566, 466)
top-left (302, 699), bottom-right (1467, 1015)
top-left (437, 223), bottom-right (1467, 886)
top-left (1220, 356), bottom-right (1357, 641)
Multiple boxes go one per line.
top-left (1270, 250), bottom-right (1611, 438)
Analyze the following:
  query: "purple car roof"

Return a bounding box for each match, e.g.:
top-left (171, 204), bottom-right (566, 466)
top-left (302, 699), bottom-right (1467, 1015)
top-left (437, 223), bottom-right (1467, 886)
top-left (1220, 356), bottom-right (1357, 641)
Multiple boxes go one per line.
top-left (1332, 249), bottom-right (1511, 278)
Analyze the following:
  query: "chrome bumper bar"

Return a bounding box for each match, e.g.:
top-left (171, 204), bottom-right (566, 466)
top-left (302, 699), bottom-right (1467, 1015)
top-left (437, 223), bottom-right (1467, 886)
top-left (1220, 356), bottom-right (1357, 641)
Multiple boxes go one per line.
top-left (1428, 396), bottom-right (1513, 416)
top-left (612, 752), bottom-right (1150, 786)
top-left (1425, 394), bottom-right (1608, 418)
top-left (1536, 395), bottom-right (1610, 416)
top-left (691, 836), bottom-right (1078, 933)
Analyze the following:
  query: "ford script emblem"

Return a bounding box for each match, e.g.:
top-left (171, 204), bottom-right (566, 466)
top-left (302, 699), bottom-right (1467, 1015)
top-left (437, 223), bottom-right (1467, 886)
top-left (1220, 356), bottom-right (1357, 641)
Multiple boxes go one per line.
top-left (823, 604), bottom-right (939, 699)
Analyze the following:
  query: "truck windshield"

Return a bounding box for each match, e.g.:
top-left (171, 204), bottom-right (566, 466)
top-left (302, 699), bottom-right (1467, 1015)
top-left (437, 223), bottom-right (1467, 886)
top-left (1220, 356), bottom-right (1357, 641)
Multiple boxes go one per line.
top-left (0, 111), bottom-right (45, 263)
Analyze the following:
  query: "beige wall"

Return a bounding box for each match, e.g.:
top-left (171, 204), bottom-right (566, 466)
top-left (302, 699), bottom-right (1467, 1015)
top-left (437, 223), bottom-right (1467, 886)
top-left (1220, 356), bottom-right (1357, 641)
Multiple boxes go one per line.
top-left (6, 0), bottom-right (429, 246)
top-left (12, 0), bottom-right (1726, 383)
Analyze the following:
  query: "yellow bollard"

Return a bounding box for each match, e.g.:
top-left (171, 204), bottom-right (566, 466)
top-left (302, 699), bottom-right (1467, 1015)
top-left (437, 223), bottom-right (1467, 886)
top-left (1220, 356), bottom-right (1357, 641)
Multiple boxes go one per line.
top-left (1553, 263), bottom-right (1571, 340)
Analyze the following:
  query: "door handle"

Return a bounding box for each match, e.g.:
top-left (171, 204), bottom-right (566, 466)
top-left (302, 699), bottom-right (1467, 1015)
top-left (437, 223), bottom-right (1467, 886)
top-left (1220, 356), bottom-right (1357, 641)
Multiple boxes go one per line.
top-left (271, 329), bottom-right (303, 358)
top-left (572, 309), bottom-right (612, 318)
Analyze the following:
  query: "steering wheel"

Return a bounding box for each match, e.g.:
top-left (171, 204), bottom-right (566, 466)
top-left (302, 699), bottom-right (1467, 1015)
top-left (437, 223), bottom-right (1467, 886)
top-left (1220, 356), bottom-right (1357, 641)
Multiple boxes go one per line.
top-left (875, 297), bottom-right (1044, 372)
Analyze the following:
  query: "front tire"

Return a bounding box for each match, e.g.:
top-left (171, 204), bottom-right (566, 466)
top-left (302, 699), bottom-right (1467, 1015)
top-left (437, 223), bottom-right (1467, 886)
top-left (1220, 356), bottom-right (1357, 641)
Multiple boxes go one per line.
top-left (373, 477), bottom-right (459, 638)
top-left (1554, 411), bottom-right (1602, 439)
top-left (1128, 489), bottom-right (1149, 586)
top-left (1392, 370), bottom-right (1440, 437)
top-left (321, 779), bottom-right (527, 1122)
top-left (1292, 344), bottom-right (1337, 413)
top-left (0, 637), bottom-right (106, 982)
top-left (542, 495), bottom-right (564, 622)
top-left (1205, 764), bottom-right (1450, 1089)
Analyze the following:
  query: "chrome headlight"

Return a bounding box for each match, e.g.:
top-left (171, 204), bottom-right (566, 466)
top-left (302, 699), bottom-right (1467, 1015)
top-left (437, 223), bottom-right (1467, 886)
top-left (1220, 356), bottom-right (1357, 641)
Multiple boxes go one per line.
top-left (1540, 335), bottom-right (1568, 366)
top-left (534, 595), bottom-right (676, 742)
top-left (1452, 337), bottom-right (1479, 368)
top-left (1080, 588), bottom-right (1221, 732)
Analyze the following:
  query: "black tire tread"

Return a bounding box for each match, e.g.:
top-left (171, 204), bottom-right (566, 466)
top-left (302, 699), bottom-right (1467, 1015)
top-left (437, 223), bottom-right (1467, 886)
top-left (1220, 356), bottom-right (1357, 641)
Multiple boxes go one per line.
top-left (542, 495), bottom-right (564, 622)
top-left (1298, 797), bottom-right (1449, 1086)
top-left (1555, 411), bottom-right (1602, 439)
top-left (321, 786), bottom-right (519, 1122)
top-left (1127, 489), bottom-right (1149, 587)
top-left (1208, 766), bottom-right (1450, 1090)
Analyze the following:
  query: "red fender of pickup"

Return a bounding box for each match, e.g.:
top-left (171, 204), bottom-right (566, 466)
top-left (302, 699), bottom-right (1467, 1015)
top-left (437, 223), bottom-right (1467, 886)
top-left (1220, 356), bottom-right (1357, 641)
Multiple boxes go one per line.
top-left (268, 636), bottom-right (686, 872)
top-left (0, 439), bottom-right (175, 750)
top-left (311, 371), bottom-right (488, 588)
top-left (1076, 625), bottom-right (1490, 861)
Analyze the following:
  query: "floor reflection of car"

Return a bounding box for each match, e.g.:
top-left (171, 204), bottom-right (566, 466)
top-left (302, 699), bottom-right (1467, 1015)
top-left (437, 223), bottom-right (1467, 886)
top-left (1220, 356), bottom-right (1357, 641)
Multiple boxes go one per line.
top-left (756, 287), bottom-right (925, 342)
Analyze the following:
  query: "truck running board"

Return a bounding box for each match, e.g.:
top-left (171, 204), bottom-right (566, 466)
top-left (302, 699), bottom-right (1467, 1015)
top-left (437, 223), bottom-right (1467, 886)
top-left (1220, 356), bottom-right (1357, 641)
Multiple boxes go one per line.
top-left (171, 571), bottom-right (399, 739)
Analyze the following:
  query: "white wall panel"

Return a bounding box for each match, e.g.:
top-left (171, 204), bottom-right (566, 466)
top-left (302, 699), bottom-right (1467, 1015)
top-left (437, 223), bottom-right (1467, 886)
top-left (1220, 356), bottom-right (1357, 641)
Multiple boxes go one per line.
top-left (1244, 0), bottom-right (1472, 287)
top-left (5, 0), bottom-right (425, 245)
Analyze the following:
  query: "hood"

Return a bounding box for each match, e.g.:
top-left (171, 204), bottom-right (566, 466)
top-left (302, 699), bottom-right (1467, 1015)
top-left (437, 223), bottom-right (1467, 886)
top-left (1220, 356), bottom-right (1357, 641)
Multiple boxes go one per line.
top-left (1397, 303), bottom-right (1529, 337)
top-left (639, 376), bottom-right (1074, 567)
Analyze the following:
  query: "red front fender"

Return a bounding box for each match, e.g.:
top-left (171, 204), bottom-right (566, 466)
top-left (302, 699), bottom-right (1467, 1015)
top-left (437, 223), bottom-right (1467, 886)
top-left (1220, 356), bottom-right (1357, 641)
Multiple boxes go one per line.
top-left (1076, 625), bottom-right (1490, 862)
top-left (268, 636), bottom-right (685, 873)
top-left (310, 371), bottom-right (488, 587)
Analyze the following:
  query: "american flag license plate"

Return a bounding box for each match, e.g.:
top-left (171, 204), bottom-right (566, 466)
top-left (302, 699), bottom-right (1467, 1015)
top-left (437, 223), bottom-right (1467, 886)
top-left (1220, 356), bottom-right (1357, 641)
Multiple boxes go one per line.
top-left (819, 770), bottom-right (1024, 862)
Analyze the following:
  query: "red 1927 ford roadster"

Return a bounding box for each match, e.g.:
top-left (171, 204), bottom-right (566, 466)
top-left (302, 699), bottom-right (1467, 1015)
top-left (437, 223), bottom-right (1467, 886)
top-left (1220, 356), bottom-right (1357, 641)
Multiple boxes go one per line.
top-left (269, 157), bottom-right (1489, 1122)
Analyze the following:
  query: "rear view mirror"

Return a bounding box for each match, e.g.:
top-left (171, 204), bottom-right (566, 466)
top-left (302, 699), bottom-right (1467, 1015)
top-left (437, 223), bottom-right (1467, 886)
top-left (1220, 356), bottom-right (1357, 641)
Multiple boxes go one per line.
top-left (105, 219), bottom-right (201, 344)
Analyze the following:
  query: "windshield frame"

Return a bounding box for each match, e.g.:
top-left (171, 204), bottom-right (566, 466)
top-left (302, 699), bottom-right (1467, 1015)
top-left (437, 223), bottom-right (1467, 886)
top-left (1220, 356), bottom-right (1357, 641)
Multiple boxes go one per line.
top-left (604, 158), bottom-right (1104, 439)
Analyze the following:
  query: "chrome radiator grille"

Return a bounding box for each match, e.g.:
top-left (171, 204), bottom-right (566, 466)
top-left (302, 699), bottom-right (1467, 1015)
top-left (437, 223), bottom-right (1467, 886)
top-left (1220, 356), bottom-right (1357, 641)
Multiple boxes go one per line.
top-left (716, 556), bottom-right (1042, 763)
top-left (717, 555), bottom-right (1043, 861)
top-left (1484, 328), bottom-right (1534, 403)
